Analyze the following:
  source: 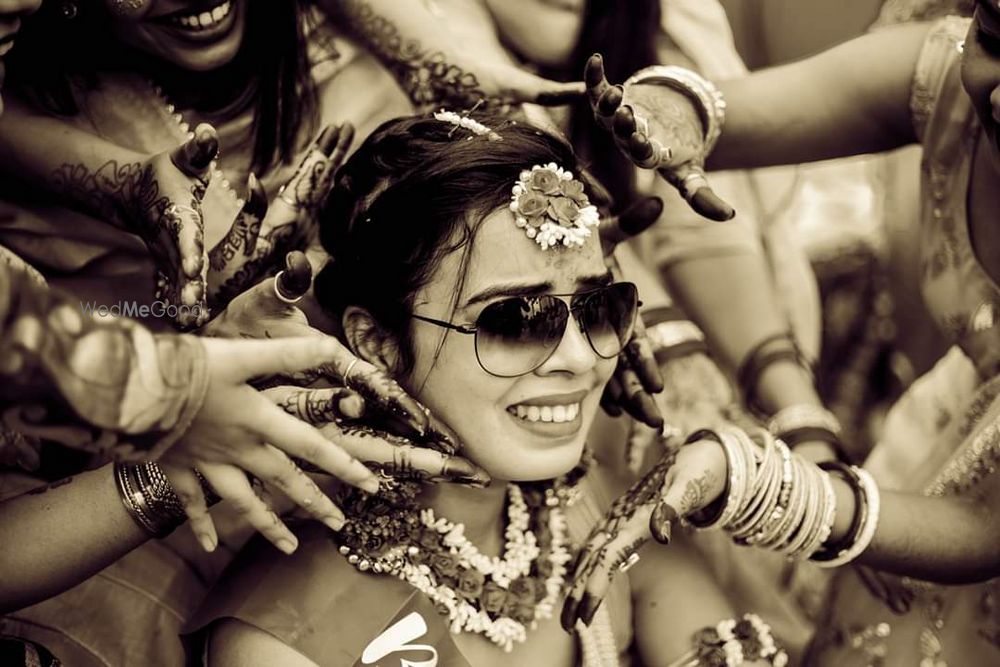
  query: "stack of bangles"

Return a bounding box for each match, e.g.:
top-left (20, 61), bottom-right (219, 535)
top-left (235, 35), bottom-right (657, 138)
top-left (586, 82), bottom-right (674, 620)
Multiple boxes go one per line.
top-left (685, 426), bottom-right (880, 568)
top-left (667, 613), bottom-right (787, 667)
top-left (113, 461), bottom-right (219, 537)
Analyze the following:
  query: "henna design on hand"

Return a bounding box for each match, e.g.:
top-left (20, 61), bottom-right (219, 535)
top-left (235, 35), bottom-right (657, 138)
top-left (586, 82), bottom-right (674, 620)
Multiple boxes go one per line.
top-left (677, 469), bottom-right (717, 515)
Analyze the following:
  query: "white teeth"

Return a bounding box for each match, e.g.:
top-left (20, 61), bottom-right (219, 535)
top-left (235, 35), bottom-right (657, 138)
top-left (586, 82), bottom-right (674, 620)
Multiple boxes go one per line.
top-left (170, 1), bottom-right (231, 31)
top-left (510, 403), bottom-right (581, 423)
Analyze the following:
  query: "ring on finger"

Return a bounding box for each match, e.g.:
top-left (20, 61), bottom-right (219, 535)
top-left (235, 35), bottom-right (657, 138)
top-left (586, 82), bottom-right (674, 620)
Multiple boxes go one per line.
top-left (680, 172), bottom-right (709, 200)
top-left (272, 270), bottom-right (304, 304)
top-left (617, 551), bottom-right (641, 573)
top-left (164, 203), bottom-right (200, 219)
top-left (277, 184), bottom-right (302, 210)
top-left (343, 358), bottom-right (360, 389)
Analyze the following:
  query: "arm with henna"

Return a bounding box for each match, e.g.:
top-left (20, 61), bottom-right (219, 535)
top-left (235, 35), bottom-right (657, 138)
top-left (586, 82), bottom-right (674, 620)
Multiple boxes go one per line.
top-left (319, 0), bottom-right (584, 108)
top-left (0, 101), bottom-right (218, 328)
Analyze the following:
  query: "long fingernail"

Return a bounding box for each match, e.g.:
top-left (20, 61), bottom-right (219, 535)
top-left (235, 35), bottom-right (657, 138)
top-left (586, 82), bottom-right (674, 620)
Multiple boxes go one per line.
top-left (276, 538), bottom-right (298, 554)
top-left (337, 393), bottom-right (365, 419)
top-left (198, 532), bottom-right (218, 553)
top-left (650, 502), bottom-right (676, 545)
top-left (315, 124), bottom-right (340, 155)
top-left (579, 593), bottom-right (601, 626)
top-left (324, 513), bottom-right (346, 531)
top-left (561, 597), bottom-right (580, 632)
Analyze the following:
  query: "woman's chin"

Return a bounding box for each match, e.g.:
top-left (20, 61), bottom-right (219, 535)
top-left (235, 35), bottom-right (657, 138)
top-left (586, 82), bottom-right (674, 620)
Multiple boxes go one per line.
top-left (479, 439), bottom-right (586, 483)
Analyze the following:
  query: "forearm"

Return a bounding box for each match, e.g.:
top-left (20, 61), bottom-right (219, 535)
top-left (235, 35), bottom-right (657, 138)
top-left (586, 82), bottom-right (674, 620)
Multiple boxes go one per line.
top-left (856, 489), bottom-right (1000, 584)
top-left (0, 100), bottom-right (148, 230)
top-left (0, 465), bottom-right (149, 612)
top-left (0, 263), bottom-right (208, 456)
top-left (704, 22), bottom-right (929, 169)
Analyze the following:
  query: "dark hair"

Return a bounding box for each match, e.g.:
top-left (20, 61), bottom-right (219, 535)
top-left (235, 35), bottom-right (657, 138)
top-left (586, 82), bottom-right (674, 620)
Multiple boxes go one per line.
top-left (6, 0), bottom-right (317, 172)
top-left (314, 111), bottom-right (595, 374)
top-left (538, 0), bottom-right (661, 211)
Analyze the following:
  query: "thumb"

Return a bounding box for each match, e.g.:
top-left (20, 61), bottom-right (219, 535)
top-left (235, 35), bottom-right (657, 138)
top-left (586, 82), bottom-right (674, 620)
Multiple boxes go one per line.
top-left (659, 163), bottom-right (734, 222)
top-left (207, 336), bottom-right (350, 382)
top-left (171, 123), bottom-right (220, 179)
top-left (530, 79), bottom-right (586, 106)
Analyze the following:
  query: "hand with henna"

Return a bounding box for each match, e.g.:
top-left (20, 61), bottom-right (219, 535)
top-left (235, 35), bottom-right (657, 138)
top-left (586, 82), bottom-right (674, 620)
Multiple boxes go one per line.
top-left (156, 336), bottom-right (384, 555)
top-left (561, 436), bottom-right (727, 630)
top-left (598, 196), bottom-right (665, 428)
top-left (201, 251), bottom-right (462, 455)
top-left (51, 123), bottom-right (220, 329)
top-left (206, 123), bottom-right (354, 311)
top-left (585, 54), bottom-right (735, 222)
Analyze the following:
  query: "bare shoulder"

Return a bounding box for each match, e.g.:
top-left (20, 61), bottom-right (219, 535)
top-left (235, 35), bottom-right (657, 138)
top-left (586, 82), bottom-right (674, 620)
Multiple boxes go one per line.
top-left (207, 618), bottom-right (320, 667)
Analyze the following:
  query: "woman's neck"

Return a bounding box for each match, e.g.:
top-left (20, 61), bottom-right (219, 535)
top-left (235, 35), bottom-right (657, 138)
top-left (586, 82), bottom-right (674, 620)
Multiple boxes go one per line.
top-left (418, 479), bottom-right (511, 559)
top-left (132, 49), bottom-right (256, 114)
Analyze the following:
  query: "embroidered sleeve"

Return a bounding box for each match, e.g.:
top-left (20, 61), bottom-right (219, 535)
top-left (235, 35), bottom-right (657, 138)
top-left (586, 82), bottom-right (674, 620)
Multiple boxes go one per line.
top-left (0, 261), bottom-right (208, 459)
top-left (910, 16), bottom-right (971, 142)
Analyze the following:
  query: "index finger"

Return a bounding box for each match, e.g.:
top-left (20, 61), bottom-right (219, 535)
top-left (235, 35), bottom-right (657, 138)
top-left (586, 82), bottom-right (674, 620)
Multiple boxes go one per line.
top-left (585, 54), bottom-right (612, 110)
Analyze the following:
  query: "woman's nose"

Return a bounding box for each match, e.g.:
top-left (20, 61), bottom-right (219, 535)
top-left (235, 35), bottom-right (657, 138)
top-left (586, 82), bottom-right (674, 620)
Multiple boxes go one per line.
top-left (536, 313), bottom-right (599, 375)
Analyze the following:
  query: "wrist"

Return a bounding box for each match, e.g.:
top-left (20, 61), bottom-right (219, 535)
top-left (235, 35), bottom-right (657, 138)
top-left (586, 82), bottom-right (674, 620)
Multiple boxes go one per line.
top-left (624, 65), bottom-right (726, 155)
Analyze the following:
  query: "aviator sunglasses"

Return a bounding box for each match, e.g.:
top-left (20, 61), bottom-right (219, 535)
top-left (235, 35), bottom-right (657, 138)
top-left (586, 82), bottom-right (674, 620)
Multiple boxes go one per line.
top-left (411, 282), bottom-right (639, 377)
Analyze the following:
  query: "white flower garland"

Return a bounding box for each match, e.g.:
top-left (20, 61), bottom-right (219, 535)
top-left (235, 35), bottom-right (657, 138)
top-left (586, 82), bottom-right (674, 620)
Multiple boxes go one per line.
top-left (397, 484), bottom-right (572, 652)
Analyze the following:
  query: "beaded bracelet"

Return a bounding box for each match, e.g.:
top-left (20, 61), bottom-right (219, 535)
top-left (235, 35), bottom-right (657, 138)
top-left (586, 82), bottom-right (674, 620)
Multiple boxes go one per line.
top-left (666, 612), bottom-right (788, 667)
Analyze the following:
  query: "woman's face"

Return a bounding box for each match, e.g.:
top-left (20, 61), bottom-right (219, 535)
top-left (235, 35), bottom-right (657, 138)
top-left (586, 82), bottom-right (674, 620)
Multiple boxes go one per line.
top-left (963, 1), bottom-right (1000, 168)
top-left (404, 206), bottom-right (616, 482)
top-left (106, 0), bottom-right (246, 72)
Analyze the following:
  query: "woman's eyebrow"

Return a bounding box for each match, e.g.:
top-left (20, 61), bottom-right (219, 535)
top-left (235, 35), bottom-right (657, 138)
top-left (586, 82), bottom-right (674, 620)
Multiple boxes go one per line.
top-left (465, 282), bottom-right (553, 306)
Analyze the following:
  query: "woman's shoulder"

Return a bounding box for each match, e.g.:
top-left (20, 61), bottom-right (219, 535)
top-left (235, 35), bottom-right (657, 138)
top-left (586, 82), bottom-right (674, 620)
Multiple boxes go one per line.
top-left (185, 522), bottom-right (431, 666)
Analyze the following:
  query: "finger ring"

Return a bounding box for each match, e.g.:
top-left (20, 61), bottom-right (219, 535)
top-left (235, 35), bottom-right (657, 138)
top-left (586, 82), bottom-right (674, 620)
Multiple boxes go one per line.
top-left (635, 114), bottom-right (649, 137)
top-left (164, 203), bottom-right (200, 219)
top-left (272, 270), bottom-right (304, 304)
top-left (343, 357), bottom-right (359, 389)
top-left (617, 551), bottom-right (641, 573)
top-left (680, 172), bottom-right (709, 200)
top-left (277, 184), bottom-right (301, 210)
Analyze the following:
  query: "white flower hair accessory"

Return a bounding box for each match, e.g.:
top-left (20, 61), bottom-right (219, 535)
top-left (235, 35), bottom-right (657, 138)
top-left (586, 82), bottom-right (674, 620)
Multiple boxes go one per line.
top-left (433, 109), bottom-right (503, 142)
top-left (509, 163), bottom-right (600, 250)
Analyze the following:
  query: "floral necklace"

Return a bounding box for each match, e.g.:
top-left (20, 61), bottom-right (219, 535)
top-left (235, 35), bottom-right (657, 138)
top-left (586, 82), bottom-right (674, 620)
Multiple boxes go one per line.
top-left (335, 459), bottom-right (590, 652)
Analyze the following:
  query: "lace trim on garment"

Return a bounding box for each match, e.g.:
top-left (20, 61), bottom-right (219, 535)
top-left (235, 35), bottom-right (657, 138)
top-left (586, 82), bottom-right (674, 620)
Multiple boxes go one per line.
top-left (910, 16), bottom-right (971, 143)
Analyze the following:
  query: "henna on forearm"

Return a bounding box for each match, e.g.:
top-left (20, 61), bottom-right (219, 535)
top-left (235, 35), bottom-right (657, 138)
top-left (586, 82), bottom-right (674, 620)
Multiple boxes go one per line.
top-left (677, 469), bottom-right (717, 515)
top-left (0, 262), bottom-right (209, 458)
top-left (328, 0), bottom-right (494, 109)
top-left (50, 159), bottom-right (170, 236)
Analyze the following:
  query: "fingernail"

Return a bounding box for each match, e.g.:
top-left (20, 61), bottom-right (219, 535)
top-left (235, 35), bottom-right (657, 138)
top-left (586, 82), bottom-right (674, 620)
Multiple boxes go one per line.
top-left (650, 502), bottom-right (676, 545)
top-left (276, 538), bottom-right (298, 555)
top-left (561, 597), bottom-right (580, 632)
top-left (579, 593), bottom-right (601, 626)
top-left (453, 473), bottom-right (492, 488)
top-left (198, 532), bottom-right (218, 553)
top-left (359, 475), bottom-right (380, 495)
top-left (315, 125), bottom-right (340, 155)
top-left (324, 514), bottom-right (346, 531)
top-left (338, 393), bottom-right (365, 419)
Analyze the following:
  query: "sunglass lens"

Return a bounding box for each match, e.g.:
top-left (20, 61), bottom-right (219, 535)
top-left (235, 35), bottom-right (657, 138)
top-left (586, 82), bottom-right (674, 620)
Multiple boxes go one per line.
top-left (475, 295), bottom-right (568, 377)
top-left (579, 283), bottom-right (638, 358)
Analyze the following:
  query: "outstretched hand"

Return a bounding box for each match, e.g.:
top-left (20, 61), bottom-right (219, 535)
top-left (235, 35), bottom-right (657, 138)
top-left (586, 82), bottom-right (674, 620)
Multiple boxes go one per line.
top-left (207, 123), bottom-right (354, 310)
top-left (585, 54), bottom-right (734, 221)
top-left (561, 436), bottom-right (727, 630)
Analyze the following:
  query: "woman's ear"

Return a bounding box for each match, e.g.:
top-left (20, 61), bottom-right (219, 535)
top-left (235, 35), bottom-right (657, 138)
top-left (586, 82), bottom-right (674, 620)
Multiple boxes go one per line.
top-left (342, 306), bottom-right (401, 373)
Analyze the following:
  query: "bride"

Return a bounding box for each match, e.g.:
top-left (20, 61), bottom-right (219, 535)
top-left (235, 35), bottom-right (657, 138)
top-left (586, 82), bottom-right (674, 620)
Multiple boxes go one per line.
top-left (185, 110), bottom-right (783, 666)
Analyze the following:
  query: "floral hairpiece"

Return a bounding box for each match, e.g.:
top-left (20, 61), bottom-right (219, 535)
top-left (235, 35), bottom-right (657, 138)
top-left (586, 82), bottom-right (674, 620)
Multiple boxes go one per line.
top-left (509, 163), bottom-right (600, 250)
top-left (433, 109), bottom-right (503, 142)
